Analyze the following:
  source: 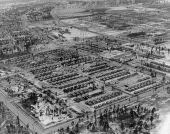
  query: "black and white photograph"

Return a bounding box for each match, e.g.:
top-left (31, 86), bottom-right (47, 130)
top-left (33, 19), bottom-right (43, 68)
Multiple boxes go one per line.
top-left (0, 0), bottom-right (170, 134)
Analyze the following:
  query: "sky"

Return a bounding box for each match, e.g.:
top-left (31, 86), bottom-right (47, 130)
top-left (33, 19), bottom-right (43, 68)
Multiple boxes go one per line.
top-left (0, 0), bottom-right (37, 4)
top-left (0, 0), bottom-right (38, 9)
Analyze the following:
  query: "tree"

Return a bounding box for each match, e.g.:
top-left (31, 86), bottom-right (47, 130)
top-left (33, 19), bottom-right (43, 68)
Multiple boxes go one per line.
top-left (99, 113), bottom-right (103, 126)
top-left (25, 37), bottom-right (38, 52)
top-left (130, 109), bottom-right (134, 118)
top-left (150, 116), bottom-right (154, 125)
top-left (151, 71), bottom-right (155, 78)
top-left (91, 123), bottom-right (96, 132)
top-left (60, 128), bottom-right (64, 134)
top-left (66, 126), bottom-right (70, 133)
top-left (144, 122), bottom-right (149, 130)
top-left (133, 127), bottom-right (138, 134)
top-left (103, 121), bottom-right (109, 132)
top-left (75, 123), bottom-right (79, 133)
top-left (69, 131), bottom-right (75, 134)
top-left (162, 75), bottom-right (166, 82)
top-left (120, 122), bottom-right (125, 130)
top-left (0, 50), bottom-right (4, 58)
top-left (94, 110), bottom-right (97, 125)
top-left (28, 92), bottom-right (38, 105)
top-left (6, 125), bottom-right (11, 133)
top-left (151, 107), bottom-right (156, 115)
